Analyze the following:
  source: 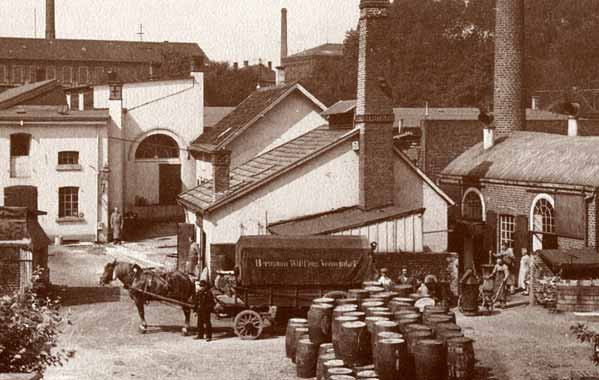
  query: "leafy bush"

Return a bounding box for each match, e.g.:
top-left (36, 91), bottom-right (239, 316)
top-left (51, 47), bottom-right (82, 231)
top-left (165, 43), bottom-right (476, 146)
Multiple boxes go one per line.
top-left (0, 269), bottom-right (73, 374)
top-left (571, 323), bottom-right (599, 365)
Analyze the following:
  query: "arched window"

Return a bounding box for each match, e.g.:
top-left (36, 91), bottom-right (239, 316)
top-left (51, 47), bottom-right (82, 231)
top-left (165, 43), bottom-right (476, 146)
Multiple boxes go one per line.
top-left (462, 190), bottom-right (483, 221)
top-left (533, 198), bottom-right (555, 233)
top-left (135, 134), bottom-right (179, 159)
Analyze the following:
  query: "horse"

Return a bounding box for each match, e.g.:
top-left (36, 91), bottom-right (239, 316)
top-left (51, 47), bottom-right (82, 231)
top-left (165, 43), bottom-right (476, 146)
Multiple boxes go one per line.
top-left (99, 259), bottom-right (139, 289)
top-left (99, 260), bottom-right (195, 335)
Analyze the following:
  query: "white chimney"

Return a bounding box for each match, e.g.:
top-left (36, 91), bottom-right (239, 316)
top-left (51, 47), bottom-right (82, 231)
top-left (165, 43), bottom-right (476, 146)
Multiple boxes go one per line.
top-left (568, 116), bottom-right (578, 137)
top-left (483, 126), bottom-right (495, 150)
top-left (276, 66), bottom-right (286, 86)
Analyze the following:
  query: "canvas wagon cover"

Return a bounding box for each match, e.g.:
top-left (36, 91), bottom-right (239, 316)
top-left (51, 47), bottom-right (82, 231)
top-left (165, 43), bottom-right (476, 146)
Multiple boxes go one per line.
top-left (235, 235), bottom-right (373, 287)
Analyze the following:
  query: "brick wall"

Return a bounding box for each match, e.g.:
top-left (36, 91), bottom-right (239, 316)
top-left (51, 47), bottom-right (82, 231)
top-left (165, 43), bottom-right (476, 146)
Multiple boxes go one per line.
top-left (0, 247), bottom-right (21, 295)
top-left (374, 251), bottom-right (459, 296)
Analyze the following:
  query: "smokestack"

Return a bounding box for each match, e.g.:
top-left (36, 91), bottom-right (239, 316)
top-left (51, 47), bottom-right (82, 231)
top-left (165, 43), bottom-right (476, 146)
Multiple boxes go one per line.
top-left (355, 0), bottom-right (395, 211)
top-left (46, 0), bottom-right (56, 40)
top-left (281, 8), bottom-right (288, 63)
top-left (493, 0), bottom-right (525, 138)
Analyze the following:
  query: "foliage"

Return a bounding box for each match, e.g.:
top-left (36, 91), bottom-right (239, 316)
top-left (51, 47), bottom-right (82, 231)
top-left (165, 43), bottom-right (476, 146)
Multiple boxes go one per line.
top-left (204, 61), bottom-right (269, 106)
top-left (0, 269), bottom-right (73, 374)
top-left (571, 323), bottom-right (599, 365)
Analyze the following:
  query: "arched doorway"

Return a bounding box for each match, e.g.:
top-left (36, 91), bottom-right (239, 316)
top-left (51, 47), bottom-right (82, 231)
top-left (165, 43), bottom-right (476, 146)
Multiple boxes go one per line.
top-left (531, 194), bottom-right (556, 252)
top-left (134, 134), bottom-right (181, 206)
top-left (460, 188), bottom-right (486, 275)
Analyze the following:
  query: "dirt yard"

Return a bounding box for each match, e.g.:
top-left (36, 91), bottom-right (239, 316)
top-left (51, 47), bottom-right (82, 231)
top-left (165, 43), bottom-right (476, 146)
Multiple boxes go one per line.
top-left (42, 238), bottom-right (599, 380)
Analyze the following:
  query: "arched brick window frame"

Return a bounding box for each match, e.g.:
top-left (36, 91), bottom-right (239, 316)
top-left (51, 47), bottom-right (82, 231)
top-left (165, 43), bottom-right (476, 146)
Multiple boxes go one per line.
top-left (462, 187), bottom-right (486, 222)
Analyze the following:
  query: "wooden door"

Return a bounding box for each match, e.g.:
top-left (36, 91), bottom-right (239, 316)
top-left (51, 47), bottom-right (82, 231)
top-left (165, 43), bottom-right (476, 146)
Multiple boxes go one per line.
top-left (159, 164), bottom-right (181, 205)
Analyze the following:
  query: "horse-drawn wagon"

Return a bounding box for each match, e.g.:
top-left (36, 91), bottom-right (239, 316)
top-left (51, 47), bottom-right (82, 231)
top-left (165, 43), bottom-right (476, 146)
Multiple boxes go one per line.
top-left (214, 235), bottom-right (375, 340)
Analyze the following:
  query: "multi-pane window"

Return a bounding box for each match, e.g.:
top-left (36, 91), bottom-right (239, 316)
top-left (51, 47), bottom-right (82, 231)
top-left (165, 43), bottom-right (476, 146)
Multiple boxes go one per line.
top-left (63, 66), bottom-right (73, 84)
top-left (499, 215), bottom-right (516, 249)
top-left (78, 66), bottom-right (89, 84)
top-left (533, 199), bottom-right (555, 233)
top-left (463, 191), bottom-right (483, 221)
top-left (135, 134), bottom-right (179, 159)
top-left (58, 187), bottom-right (79, 218)
top-left (0, 65), bottom-right (6, 83)
top-left (46, 66), bottom-right (56, 80)
top-left (58, 151), bottom-right (79, 165)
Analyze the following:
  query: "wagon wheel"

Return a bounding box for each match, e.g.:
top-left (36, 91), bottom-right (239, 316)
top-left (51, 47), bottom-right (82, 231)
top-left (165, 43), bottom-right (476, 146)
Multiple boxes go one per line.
top-left (234, 310), bottom-right (263, 340)
top-left (323, 290), bottom-right (349, 300)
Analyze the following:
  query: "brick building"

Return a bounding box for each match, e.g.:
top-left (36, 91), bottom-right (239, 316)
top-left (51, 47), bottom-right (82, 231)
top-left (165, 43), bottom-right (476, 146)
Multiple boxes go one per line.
top-left (0, 207), bottom-right (50, 296)
top-left (0, 0), bottom-right (204, 92)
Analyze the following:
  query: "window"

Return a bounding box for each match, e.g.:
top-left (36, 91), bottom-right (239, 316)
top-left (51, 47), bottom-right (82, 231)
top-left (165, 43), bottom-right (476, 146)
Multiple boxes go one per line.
top-left (63, 66), bottom-right (73, 84)
top-left (10, 133), bottom-right (31, 156)
top-left (78, 66), bottom-right (89, 84)
top-left (533, 198), bottom-right (555, 233)
top-left (58, 151), bottom-right (79, 165)
top-left (135, 134), bottom-right (179, 159)
top-left (58, 187), bottom-right (79, 218)
top-left (46, 66), bottom-right (56, 80)
top-left (499, 215), bottom-right (515, 249)
top-left (462, 190), bottom-right (483, 221)
top-left (0, 64), bottom-right (8, 83)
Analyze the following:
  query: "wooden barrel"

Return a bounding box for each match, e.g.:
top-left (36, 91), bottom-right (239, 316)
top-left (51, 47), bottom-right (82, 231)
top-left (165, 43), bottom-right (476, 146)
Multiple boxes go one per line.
top-left (424, 315), bottom-right (453, 328)
top-left (328, 367), bottom-right (354, 379)
top-left (397, 305), bottom-right (419, 314)
top-left (349, 289), bottom-right (370, 303)
top-left (372, 320), bottom-right (400, 363)
top-left (366, 316), bottom-right (390, 334)
top-left (398, 318), bottom-right (422, 334)
top-left (330, 375), bottom-right (356, 380)
top-left (447, 337), bottom-right (475, 380)
top-left (408, 293), bottom-right (421, 300)
top-left (344, 311), bottom-right (366, 321)
top-left (404, 323), bottom-right (433, 334)
top-left (334, 305), bottom-right (359, 320)
top-left (323, 359), bottom-right (345, 380)
top-left (366, 307), bottom-right (390, 317)
top-left (319, 342), bottom-right (335, 357)
top-left (317, 352), bottom-right (337, 380)
top-left (393, 284), bottom-right (414, 296)
top-left (314, 297), bottom-right (336, 305)
top-left (434, 323), bottom-right (461, 338)
top-left (372, 292), bottom-right (396, 305)
top-left (413, 339), bottom-right (447, 380)
top-left (353, 364), bottom-right (375, 375)
top-left (337, 298), bottom-right (359, 306)
top-left (364, 286), bottom-right (385, 297)
top-left (309, 303), bottom-right (335, 345)
top-left (395, 311), bottom-right (421, 321)
top-left (292, 327), bottom-right (309, 363)
top-left (376, 337), bottom-right (409, 380)
top-left (356, 369), bottom-right (378, 379)
top-left (338, 321), bottom-right (371, 367)
top-left (392, 296), bottom-right (415, 305)
top-left (437, 330), bottom-right (465, 344)
top-left (371, 311), bottom-right (393, 320)
top-left (286, 318), bottom-right (308, 359)
top-left (388, 301), bottom-right (410, 313)
top-left (297, 338), bottom-right (319, 378)
top-left (361, 301), bottom-right (385, 312)
top-left (333, 316), bottom-right (359, 354)
top-left (363, 281), bottom-right (380, 288)
top-left (406, 330), bottom-right (434, 354)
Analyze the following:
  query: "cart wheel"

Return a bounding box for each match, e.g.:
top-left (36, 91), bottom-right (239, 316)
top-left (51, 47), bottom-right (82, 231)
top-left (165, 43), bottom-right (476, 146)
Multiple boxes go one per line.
top-left (234, 310), bottom-right (263, 340)
top-left (323, 290), bottom-right (349, 300)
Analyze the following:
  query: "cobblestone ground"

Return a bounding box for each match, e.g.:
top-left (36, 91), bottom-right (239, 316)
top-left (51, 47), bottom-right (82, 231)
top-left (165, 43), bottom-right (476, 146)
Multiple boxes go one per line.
top-left (42, 230), bottom-right (599, 380)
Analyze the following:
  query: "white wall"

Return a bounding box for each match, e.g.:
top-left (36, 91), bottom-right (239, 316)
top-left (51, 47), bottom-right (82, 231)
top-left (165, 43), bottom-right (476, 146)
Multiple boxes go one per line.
top-left (229, 91), bottom-right (326, 168)
top-left (422, 183), bottom-right (449, 252)
top-left (0, 124), bottom-right (104, 240)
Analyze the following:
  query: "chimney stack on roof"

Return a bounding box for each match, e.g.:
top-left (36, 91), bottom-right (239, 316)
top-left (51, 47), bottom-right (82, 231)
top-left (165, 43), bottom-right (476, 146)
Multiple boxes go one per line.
top-left (281, 8), bottom-right (288, 63)
top-left (213, 150), bottom-right (232, 198)
top-left (355, 0), bottom-right (395, 211)
top-left (493, 0), bottom-right (525, 138)
top-left (46, 0), bottom-right (56, 40)
top-left (243, 60), bottom-right (249, 68)
top-left (233, 62), bottom-right (239, 70)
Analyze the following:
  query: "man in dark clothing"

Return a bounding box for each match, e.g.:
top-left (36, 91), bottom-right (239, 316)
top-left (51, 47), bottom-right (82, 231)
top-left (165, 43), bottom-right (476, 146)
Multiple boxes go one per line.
top-left (194, 280), bottom-right (214, 341)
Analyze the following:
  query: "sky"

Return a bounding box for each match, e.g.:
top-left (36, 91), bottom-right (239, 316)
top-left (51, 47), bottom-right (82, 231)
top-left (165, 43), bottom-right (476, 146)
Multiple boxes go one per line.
top-left (0, 0), bottom-right (361, 65)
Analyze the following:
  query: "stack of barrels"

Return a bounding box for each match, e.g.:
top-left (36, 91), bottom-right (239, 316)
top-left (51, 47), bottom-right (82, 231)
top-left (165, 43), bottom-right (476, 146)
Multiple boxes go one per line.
top-left (285, 282), bottom-right (476, 380)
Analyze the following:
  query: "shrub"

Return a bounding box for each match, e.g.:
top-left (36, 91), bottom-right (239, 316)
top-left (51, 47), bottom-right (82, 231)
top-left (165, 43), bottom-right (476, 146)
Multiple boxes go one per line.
top-left (571, 323), bottom-right (599, 365)
top-left (0, 269), bottom-right (73, 374)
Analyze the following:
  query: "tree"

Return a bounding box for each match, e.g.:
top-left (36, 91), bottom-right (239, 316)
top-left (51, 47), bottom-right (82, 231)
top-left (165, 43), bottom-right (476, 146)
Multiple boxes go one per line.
top-left (204, 61), bottom-right (265, 106)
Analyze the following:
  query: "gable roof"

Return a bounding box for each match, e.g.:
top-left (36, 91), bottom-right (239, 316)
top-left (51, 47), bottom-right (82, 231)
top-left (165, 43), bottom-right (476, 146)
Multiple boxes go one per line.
top-left (0, 37), bottom-right (205, 63)
top-left (0, 80), bottom-right (60, 110)
top-left (323, 101), bottom-right (567, 129)
top-left (191, 82), bottom-right (326, 151)
top-left (179, 125), bottom-right (357, 212)
top-left (286, 43), bottom-right (344, 59)
top-left (441, 131), bottom-right (599, 189)
top-left (204, 107), bottom-right (235, 129)
top-left (0, 105), bottom-right (109, 123)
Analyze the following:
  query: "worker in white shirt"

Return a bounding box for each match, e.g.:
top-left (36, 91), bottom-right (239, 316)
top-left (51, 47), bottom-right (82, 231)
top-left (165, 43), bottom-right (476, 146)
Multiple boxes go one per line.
top-left (377, 267), bottom-right (394, 291)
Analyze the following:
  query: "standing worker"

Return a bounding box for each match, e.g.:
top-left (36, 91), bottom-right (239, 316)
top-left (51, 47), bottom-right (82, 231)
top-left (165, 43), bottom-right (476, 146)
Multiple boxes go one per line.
top-left (518, 248), bottom-right (531, 295)
top-left (194, 280), bottom-right (214, 341)
top-left (489, 258), bottom-right (510, 308)
top-left (110, 207), bottom-right (124, 245)
top-left (377, 268), bottom-right (394, 291)
top-left (188, 237), bottom-right (200, 276)
top-left (498, 243), bottom-right (515, 294)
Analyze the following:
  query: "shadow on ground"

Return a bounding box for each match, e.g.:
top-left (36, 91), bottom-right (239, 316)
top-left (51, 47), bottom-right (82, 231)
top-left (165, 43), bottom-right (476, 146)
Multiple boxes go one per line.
top-left (54, 285), bottom-right (123, 306)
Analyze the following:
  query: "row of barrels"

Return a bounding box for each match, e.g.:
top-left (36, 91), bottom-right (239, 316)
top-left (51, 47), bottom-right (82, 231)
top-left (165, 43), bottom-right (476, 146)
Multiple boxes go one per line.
top-left (286, 282), bottom-right (475, 380)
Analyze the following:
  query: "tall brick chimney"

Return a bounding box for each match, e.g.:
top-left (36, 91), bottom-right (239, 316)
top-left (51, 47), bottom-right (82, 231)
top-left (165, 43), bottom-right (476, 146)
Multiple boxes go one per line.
top-left (355, 0), bottom-right (395, 211)
top-left (493, 0), bottom-right (525, 138)
top-left (281, 8), bottom-right (288, 63)
top-left (46, 0), bottom-right (56, 40)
